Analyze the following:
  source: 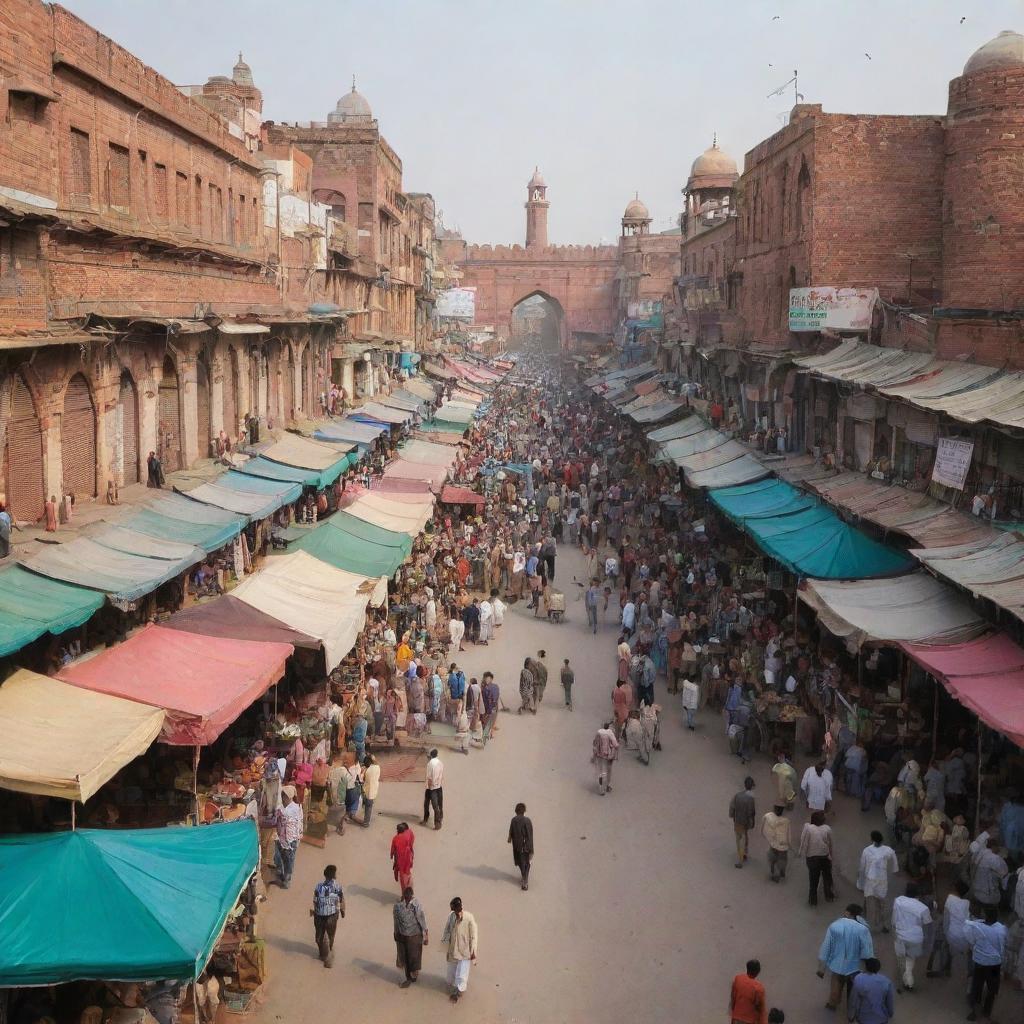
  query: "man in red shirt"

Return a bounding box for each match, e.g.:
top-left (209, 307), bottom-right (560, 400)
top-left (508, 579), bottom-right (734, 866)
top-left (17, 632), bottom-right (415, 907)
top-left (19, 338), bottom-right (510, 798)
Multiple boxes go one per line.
top-left (390, 822), bottom-right (415, 892)
top-left (730, 959), bottom-right (768, 1024)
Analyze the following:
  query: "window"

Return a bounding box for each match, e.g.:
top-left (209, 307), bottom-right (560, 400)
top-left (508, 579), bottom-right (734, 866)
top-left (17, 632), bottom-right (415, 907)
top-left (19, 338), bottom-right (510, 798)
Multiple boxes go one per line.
top-left (137, 150), bottom-right (148, 213)
top-left (107, 143), bottom-right (130, 212)
top-left (194, 176), bottom-right (203, 236)
top-left (9, 91), bottom-right (45, 124)
top-left (238, 193), bottom-right (247, 243)
top-left (68, 128), bottom-right (91, 206)
top-left (209, 183), bottom-right (221, 240)
top-left (175, 172), bottom-right (190, 226)
top-left (154, 163), bottom-right (168, 219)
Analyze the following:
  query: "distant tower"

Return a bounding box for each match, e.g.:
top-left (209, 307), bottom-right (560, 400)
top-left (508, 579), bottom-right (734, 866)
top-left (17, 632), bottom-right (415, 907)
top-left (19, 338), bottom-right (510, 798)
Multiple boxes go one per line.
top-left (525, 167), bottom-right (549, 249)
top-left (621, 193), bottom-right (651, 236)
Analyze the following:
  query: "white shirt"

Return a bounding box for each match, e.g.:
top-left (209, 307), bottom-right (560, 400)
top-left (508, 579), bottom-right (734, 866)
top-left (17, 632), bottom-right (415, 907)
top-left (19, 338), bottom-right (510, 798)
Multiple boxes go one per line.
top-left (492, 597), bottom-right (506, 624)
top-left (891, 895), bottom-right (932, 945)
top-left (512, 552), bottom-right (526, 573)
top-left (426, 756), bottom-right (444, 790)
top-left (858, 844), bottom-right (898, 898)
top-left (801, 767), bottom-right (833, 810)
top-left (943, 894), bottom-right (971, 950)
top-left (622, 602), bottom-right (636, 630)
top-left (681, 680), bottom-right (700, 711)
top-left (480, 600), bottom-right (493, 624)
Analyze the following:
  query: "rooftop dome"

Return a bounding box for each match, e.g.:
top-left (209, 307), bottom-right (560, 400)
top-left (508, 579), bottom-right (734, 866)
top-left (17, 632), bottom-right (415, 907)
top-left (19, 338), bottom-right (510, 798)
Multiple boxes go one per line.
top-left (623, 195), bottom-right (650, 221)
top-left (690, 139), bottom-right (738, 179)
top-left (964, 30), bottom-right (1024, 75)
top-left (232, 52), bottom-right (254, 87)
top-left (528, 167), bottom-right (546, 188)
top-left (328, 78), bottom-right (373, 123)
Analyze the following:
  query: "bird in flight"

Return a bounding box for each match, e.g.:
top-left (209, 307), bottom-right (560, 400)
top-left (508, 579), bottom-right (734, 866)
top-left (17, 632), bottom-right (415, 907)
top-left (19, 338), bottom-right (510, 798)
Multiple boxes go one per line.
top-left (772, 14), bottom-right (780, 19)
top-left (864, 52), bottom-right (872, 59)
top-left (960, 16), bottom-right (966, 23)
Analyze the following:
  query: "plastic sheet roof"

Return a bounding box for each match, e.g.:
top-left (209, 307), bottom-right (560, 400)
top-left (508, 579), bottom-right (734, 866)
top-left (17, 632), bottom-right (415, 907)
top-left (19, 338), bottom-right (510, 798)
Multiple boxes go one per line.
top-left (0, 670), bottom-right (164, 802)
top-left (397, 439), bottom-right (460, 466)
top-left (440, 485), bottom-right (485, 507)
top-left (912, 533), bottom-right (1024, 623)
top-left (0, 565), bottom-right (105, 656)
top-left (685, 455), bottom-right (772, 489)
top-left (435, 402), bottom-right (475, 424)
top-left (162, 595), bottom-right (321, 650)
top-left (902, 633), bottom-right (1024, 747)
top-left (120, 495), bottom-right (245, 553)
top-left (800, 571), bottom-right (986, 650)
top-left (59, 624), bottom-right (292, 745)
top-left (375, 476), bottom-right (434, 495)
top-left (0, 821), bottom-right (258, 985)
top-left (182, 472), bottom-right (301, 519)
top-left (710, 478), bottom-right (818, 522)
top-left (232, 550), bottom-right (372, 668)
top-left (646, 416), bottom-right (706, 444)
top-left (346, 490), bottom-right (434, 536)
top-left (377, 390), bottom-right (425, 413)
top-left (314, 418), bottom-right (388, 445)
top-left (630, 398), bottom-right (687, 424)
top-left (402, 377), bottom-right (439, 401)
top-left (660, 428), bottom-right (733, 463)
top-left (284, 516), bottom-right (408, 579)
top-left (238, 452), bottom-right (357, 489)
top-left (262, 433), bottom-right (355, 471)
top-left (358, 401), bottom-right (412, 424)
top-left (383, 458), bottom-right (448, 488)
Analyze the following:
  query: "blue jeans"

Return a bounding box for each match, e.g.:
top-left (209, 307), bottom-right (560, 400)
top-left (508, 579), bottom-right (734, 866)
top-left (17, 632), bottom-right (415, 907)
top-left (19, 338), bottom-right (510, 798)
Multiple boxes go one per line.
top-left (685, 707), bottom-right (696, 729)
top-left (862, 781), bottom-right (887, 812)
top-left (845, 767), bottom-right (866, 798)
top-left (275, 840), bottom-right (297, 887)
top-left (587, 606), bottom-right (598, 633)
top-left (362, 797), bottom-right (375, 826)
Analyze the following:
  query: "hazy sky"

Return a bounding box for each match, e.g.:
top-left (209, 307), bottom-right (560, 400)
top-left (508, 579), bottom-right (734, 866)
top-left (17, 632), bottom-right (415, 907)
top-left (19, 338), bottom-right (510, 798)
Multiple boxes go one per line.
top-left (64, 1), bottom-right (1021, 245)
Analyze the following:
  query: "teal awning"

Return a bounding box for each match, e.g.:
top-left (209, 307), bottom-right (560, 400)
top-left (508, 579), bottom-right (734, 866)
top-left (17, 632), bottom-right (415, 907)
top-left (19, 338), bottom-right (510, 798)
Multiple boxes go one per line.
top-left (281, 510), bottom-right (411, 578)
top-left (183, 472), bottom-right (301, 520)
top-left (238, 452), bottom-right (356, 489)
top-left (709, 479), bottom-right (916, 580)
top-left (0, 565), bottom-right (105, 657)
top-left (0, 821), bottom-right (258, 985)
top-left (121, 495), bottom-right (245, 553)
top-left (422, 419), bottom-right (467, 434)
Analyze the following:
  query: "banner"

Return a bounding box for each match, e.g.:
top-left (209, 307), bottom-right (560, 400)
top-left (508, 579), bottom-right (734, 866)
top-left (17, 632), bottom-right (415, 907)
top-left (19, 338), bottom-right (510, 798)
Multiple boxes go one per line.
top-left (932, 437), bottom-right (974, 490)
top-left (789, 287), bottom-right (877, 332)
top-left (435, 287), bottom-right (476, 320)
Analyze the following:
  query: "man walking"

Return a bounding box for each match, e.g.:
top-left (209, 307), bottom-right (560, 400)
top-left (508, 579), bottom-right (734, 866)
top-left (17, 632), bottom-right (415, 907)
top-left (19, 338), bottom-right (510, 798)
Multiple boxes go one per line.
top-left (518, 658), bottom-right (536, 715)
top-left (592, 721), bottom-right (619, 795)
top-left (393, 886), bottom-right (428, 988)
top-left (508, 802), bottom-right (534, 891)
top-left (729, 776), bottom-right (756, 869)
top-left (856, 831), bottom-right (898, 933)
top-left (481, 671), bottom-right (500, 743)
top-left (422, 749), bottom-right (444, 830)
top-left (585, 577), bottom-right (600, 634)
top-left (798, 811), bottom-right (835, 906)
top-left (761, 804), bottom-right (791, 883)
top-left (848, 958), bottom-right (895, 1024)
top-left (311, 864), bottom-right (344, 968)
top-left (274, 787), bottom-right (303, 889)
top-left (729, 959), bottom-right (767, 1024)
top-left (441, 897), bottom-right (478, 1003)
top-left (390, 822), bottom-right (415, 892)
top-left (965, 904), bottom-right (1007, 1021)
top-left (816, 904), bottom-right (872, 1010)
top-left (533, 650), bottom-right (548, 707)
top-left (890, 882), bottom-right (932, 993)
top-left (801, 761), bottom-right (834, 814)
top-left (681, 677), bottom-right (700, 731)
top-left (561, 658), bottom-right (575, 711)
top-left (361, 754), bottom-right (380, 827)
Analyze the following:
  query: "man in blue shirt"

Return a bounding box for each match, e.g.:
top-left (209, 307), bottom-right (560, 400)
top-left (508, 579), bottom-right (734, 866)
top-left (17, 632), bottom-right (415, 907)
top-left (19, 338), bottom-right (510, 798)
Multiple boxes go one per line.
top-left (447, 664), bottom-right (466, 721)
top-left (311, 864), bottom-right (345, 967)
top-left (817, 903), bottom-right (873, 1010)
top-left (965, 905), bottom-right (1008, 1021)
top-left (848, 958), bottom-right (894, 1023)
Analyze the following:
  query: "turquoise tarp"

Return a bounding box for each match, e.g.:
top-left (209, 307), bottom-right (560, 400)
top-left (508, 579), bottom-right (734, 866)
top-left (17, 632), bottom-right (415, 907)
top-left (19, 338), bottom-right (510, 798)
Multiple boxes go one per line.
top-left (710, 480), bottom-right (915, 580)
top-left (121, 496), bottom-right (245, 554)
top-left (282, 513), bottom-right (409, 578)
top-left (314, 419), bottom-right (387, 445)
top-left (183, 472), bottom-right (301, 520)
top-left (238, 453), bottom-right (356, 489)
top-left (0, 565), bottom-right (105, 657)
top-left (0, 821), bottom-right (258, 985)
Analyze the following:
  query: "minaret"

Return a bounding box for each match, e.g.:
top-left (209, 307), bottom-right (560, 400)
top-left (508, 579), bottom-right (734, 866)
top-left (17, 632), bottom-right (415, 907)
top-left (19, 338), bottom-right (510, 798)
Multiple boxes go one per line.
top-left (525, 167), bottom-right (549, 249)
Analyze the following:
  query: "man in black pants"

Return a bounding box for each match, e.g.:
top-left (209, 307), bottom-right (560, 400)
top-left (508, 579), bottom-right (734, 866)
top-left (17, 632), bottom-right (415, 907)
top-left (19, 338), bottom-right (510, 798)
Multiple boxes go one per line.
top-left (965, 904), bottom-right (1007, 1022)
top-left (422, 749), bottom-right (444, 830)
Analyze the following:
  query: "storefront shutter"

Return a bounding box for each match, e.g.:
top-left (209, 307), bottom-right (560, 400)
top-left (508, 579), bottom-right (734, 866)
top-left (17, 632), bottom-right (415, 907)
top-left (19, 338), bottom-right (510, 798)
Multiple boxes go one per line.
top-left (196, 357), bottom-right (211, 458)
top-left (62, 373), bottom-right (96, 498)
top-left (284, 353), bottom-right (295, 420)
top-left (119, 374), bottom-right (140, 485)
top-left (223, 349), bottom-right (238, 441)
top-left (301, 348), bottom-right (312, 415)
top-left (7, 374), bottom-right (44, 521)
top-left (158, 359), bottom-right (182, 471)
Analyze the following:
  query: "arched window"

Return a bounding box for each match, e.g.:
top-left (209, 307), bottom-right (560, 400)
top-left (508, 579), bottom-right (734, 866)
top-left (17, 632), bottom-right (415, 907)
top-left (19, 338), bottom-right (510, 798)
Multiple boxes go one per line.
top-left (62, 373), bottom-right (96, 498)
top-left (117, 370), bottom-right (140, 485)
top-left (158, 355), bottom-right (182, 471)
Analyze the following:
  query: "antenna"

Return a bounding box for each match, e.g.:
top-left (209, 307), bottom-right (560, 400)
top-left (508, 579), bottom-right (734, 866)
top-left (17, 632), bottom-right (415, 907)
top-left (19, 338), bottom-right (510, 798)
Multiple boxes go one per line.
top-left (767, 69), bottom-right (800, 106)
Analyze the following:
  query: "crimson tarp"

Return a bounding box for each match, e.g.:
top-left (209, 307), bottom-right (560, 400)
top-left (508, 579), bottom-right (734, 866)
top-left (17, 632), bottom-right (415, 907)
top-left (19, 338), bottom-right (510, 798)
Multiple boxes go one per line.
top-left (440, 485), bottom-right (485, 507)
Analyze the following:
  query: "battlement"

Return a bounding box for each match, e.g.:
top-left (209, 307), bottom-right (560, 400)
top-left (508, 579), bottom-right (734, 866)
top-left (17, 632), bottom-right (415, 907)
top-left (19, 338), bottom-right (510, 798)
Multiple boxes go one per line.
top-left (464, 243), bottom-right (618, 262)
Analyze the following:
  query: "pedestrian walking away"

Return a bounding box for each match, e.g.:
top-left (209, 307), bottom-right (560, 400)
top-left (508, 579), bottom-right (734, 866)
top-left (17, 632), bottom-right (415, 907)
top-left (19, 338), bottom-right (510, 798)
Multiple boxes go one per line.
top-left (518, 658), bottom-right (536, 715)
top-left (848, 958), bottom-right (894, 1024)
top-left (856, 831), bottom-right (897, 933)
top-left (681, 676), bottom-right (699, 731)
top-left (393, 886), bottom-right (428, 988)
top-left (729, 776), bottom-right (756, 869)
top-left (761, 804), bottom-right (790, 883)
top-left (273, 786), bottom-right (303, 889)
top-left (798, 810), bottom-right (835, 906)
top-left (361, 754), bottom-right (380, 827)
top-left (441, 897), bottom-right (478, 1003)
top-left (561, 658), bottom-right (575, 711)
top-left (311, 864), bottom-right (345, 968)
top-left (533, 650), bottom-right (548, 706)
top-left (729, 959), bottom-right (767, 1024)
top-left (508, 802), bottom-right (534, 890)
top-left (592, 721), bottom-right (619, 795)
top-left (422, 749), bottom-right (444, 829)
top-left (816, 903), bottom-right (873, 1010)
top-left (965, 904), bottom-right (1007, 1021)
top-left (890, 881), bottom-right (932, 993)
top-left (390, 822), bottom-right (415, 892)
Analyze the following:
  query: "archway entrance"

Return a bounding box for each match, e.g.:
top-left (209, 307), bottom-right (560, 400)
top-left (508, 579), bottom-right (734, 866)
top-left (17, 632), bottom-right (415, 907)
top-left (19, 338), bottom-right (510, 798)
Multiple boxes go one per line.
top-left (510, 292), bottom-right (565, 350)
top-left (158, 356), bottom-right (182, 471)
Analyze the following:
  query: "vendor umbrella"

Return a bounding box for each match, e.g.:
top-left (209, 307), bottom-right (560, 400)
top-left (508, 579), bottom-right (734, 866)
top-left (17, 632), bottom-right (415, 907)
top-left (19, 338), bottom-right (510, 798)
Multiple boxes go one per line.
top-left (0, 820), bottom-right (258, 986)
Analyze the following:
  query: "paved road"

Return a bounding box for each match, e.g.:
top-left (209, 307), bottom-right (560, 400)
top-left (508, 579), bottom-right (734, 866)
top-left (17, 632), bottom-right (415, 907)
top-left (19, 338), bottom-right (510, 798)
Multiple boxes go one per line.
top-left (251, 542), bottom-right (1020, 1023)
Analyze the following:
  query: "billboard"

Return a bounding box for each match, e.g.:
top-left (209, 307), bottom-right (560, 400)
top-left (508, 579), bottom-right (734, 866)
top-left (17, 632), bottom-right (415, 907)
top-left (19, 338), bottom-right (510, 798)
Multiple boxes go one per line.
top-left (788, 287), bottom-right (878, 332)
top-left (435, 287), bottom-right (476, 320)
top-left (932, 437), bottom-right (975, 491)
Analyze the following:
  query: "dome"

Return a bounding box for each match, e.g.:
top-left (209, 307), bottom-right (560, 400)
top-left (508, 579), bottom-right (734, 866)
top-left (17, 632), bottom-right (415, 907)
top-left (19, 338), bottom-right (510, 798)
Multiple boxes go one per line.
top-left (528, 167), bottom-right (546, 188)
top-left (328, 79), bottom-right (373, 122)
top-left (964, 30), bottom-right (1024, 75)
top-left (690, 141), bottom-right (738, 179)
top-left (623, 196), bottom-right (650, 221)
top-left (232, 52), bottom-right (254, 86)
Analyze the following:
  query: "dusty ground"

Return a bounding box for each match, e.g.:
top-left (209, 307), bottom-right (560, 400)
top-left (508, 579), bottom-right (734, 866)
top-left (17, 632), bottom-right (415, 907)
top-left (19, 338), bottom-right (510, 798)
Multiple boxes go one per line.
top-left (250, 542), bottom-right (1022, 1023)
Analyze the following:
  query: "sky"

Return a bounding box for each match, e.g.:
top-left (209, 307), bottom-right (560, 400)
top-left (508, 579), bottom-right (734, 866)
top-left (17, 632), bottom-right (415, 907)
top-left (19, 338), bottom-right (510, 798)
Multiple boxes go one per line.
top-left (63, 0), bottom-right (1022, 245)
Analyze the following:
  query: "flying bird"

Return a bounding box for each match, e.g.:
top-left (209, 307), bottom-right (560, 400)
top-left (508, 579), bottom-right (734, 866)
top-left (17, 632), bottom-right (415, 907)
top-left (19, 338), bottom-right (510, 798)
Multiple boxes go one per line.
top-left (772, 14), bottom-right (780, 19)
top-left (960, 16), bottom-right (966, 23)
top-left (864, 52), bottom-right (872, 59)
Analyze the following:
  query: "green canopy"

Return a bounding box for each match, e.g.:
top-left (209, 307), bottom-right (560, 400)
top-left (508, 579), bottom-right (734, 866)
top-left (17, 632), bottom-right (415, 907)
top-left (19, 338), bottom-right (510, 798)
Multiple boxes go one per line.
top-left (422, 418), bottom-right (467, 435)
top-left (0, 821), bottom-right (258, 986)
top-left (282, 510), bottom-right (411, 578)
top-left (710, 481), bottom-right (915, 580)
top-left (238, 452), bottom-right (357, 489)
top-left (0, 565), bottom-right (105, 657)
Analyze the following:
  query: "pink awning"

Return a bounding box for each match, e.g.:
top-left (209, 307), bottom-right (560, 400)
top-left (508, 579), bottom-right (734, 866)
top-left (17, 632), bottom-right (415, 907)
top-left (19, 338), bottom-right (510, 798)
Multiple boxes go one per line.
top-left (902, 633), bottom-right (1024, 747)
top-left (59, 624), bottom-right (292, 746)
top-left (374, 477), bottom-right (434, 495)
top-left (382, 458), bottom-right (446, 490)
top-left (440, 485), bottom-right (485, 508)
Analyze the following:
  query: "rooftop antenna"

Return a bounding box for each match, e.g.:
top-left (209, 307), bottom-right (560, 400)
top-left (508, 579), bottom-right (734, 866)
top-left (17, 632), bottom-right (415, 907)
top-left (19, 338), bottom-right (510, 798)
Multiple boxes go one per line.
top-left (767, 69), bottom-right (802, 105)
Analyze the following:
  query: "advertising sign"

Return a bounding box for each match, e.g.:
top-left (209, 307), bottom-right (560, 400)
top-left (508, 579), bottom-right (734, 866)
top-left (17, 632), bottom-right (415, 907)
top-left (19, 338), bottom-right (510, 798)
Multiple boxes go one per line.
top-left (435, 287), bottom-right (476, 320)
top-left (932, 437), bottom-right (975, 490)
top-left (788, 287), bottom-right (878, 332)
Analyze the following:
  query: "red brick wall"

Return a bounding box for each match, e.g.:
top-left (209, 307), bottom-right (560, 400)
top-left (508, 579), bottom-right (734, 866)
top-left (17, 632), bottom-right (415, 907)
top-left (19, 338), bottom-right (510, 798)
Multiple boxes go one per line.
top-left (0, 228), bottom-right (47, 332)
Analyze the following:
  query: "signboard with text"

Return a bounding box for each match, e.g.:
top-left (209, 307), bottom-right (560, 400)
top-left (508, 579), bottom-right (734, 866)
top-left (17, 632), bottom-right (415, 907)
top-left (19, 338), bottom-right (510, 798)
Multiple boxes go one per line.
top-left (435, 287), bottom-right (476, 320)
top-left (932, 437), bottom-right (975, 490)
top-left (788, 287), bottom-right (878, 332)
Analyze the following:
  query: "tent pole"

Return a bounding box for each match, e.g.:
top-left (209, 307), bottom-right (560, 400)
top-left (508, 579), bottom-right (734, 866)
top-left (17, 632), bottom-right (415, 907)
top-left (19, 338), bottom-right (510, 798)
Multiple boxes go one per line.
top-left (71, 801), bottom-right (76, 831)
top-left (975, 729), bottom-right (983, 836)
top-left (932, 680), bottom-right (939, 761)
top-left (193, 744), bottom-right (200, 826)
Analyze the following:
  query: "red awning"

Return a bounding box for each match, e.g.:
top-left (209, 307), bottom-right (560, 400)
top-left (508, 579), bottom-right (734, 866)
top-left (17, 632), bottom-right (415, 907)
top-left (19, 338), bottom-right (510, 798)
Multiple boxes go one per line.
top-left (59, 624), bottom-right (292, 746)
top-left (375, 477), bottom-right (434, 495)
top-left (440, 485), bottom-right (485, 507)
top-left (902, 633), bottom-right (1024, 747)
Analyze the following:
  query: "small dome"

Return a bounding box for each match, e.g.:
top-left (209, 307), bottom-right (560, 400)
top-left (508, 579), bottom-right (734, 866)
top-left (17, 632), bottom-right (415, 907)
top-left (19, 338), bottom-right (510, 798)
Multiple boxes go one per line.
top-left (623, 196), bottom-right (650, 221)
top-left (528, 167), bottom-right (546, 188)
top-left (232, 52), bottom-right (254, 87)
top-left (964, 30), bottom-right (1024, 75)
top-left (690, 141), bottom-right (738, 178)
top-left (328, 79), bottom-right (372, 122)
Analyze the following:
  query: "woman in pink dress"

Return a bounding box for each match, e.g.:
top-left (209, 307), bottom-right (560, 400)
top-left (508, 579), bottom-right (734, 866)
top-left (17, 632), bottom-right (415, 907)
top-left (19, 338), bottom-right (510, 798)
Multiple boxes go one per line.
top-left (612, 680), bottom-right (631, 739)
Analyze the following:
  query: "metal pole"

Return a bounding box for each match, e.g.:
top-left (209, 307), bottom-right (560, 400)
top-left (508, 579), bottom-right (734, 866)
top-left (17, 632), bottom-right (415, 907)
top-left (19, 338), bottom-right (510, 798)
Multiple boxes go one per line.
top-left (975, 729), bottom-right (983, 836)
top-left (193, 744), bottom-right (200, 826)
top-left (71, 801), bottom-right (76, 831)
top-left (932, 679), bottom-right (939, 761)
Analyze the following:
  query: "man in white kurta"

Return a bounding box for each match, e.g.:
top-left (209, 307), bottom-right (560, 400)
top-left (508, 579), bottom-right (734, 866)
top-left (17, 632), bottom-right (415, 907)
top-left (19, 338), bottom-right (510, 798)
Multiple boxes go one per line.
top-left (857, 831), bottom-right (899, 932)
top-left (479, 598), bottom-right (493, 644)
top-left (441, 897), bottom-right (478, 1002)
